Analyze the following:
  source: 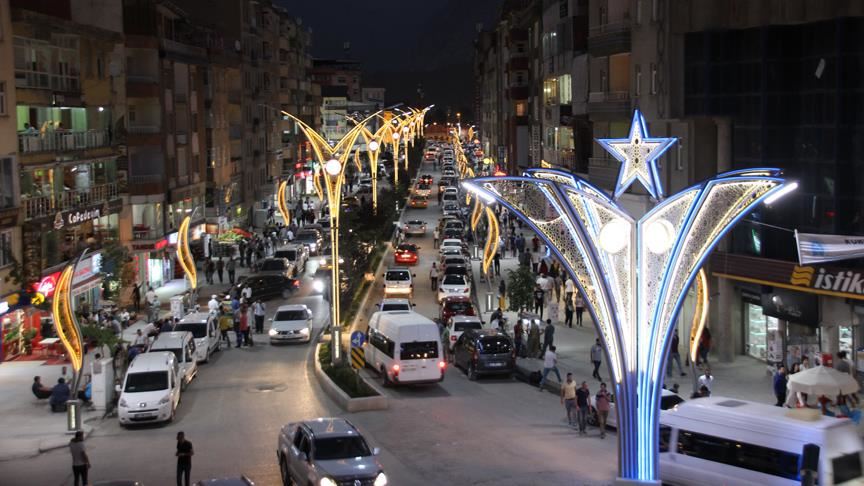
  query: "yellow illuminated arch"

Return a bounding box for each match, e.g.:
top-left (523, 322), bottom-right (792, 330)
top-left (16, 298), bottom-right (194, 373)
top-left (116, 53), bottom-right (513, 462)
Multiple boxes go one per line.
top-left (177, 215), bottom-right (197, 290)
top-left (52, 264), bottom-right (83, 373)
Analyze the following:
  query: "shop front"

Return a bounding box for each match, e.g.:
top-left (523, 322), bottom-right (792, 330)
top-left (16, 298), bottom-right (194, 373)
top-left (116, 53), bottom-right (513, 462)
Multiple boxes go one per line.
top-left (711, 252), bottom-right (864, 372)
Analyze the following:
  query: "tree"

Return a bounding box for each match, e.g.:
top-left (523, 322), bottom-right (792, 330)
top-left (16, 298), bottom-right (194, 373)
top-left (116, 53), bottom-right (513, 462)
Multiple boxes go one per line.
top-left (506, 264), bottom-right (536, 313)
top-left (99, 240), bottom-right (137, 306)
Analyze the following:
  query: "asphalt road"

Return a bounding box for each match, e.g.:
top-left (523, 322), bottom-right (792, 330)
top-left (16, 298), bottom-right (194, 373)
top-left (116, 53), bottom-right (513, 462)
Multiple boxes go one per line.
top-left (0, 159), bottom-right (619, 486)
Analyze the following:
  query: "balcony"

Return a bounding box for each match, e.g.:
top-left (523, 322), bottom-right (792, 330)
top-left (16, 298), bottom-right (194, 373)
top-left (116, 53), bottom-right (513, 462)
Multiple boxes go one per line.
top-left (159, 38), bottom-right (207, 59)
top-left (18, 130), bottom-right (111, 154)
top-left (22, 182), bottom-right (121, 221)
top-left (129, 174), bottom-right (163, 185)
top-left (15, 70), bottom-right (80, 92)
top-left (587, 91), bottom-right (630, 116)
top-left (588, 21), bottom-right (631, 56)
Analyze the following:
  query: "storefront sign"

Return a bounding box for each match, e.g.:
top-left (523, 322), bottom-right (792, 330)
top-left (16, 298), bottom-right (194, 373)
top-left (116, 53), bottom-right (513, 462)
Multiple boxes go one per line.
top-left (35, 272), bottom-right (61, 298)
top-left (760, 287), bottom-right (818, 325)
top-left (131, 239), bottom-right (168, 251)
top-left (796, 232), bottom-right (864, 265)
top-left (54, 202), bottom-right (110, 230)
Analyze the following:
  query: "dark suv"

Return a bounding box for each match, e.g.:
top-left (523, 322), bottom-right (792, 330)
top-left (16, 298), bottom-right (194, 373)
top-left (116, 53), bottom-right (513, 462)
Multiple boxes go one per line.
top-left (452, 329), bottom-right (515, 380)
top-left (229, 274), bottom-right (299, 301)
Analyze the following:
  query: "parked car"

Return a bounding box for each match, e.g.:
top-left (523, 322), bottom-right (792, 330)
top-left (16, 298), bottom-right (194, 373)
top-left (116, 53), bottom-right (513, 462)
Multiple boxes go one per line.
top-left (383, 267), bottom-right (415, 298)
top-left (273, 244), bottom-right (308, 275)
top-left (315, 247), bottom-right (344, 273)
top-left (443, 264), bottom-right (471, 283)
top-left (268, 304), bottom-right (314, 344)
top-left (439, 238), bottom-right (464, 255)
top-left (441, 256), bottom-right (469, 270)
top-left (409, 195), bottom-right (429, 208)
top-left (170, 312), bottom-right (221, 363)
top-left (403, 219), bottom-right (428, 236)
top-left (255, 257), bottom-right (295, 278)
top-left (394, 243), bottom-right (420, 265)
top-left (437, 273), bottom-right (470, 302)
top-left (277, 418), bottom-right (386, 486)
top-left (418, 174), bottom-right (434, 185)
top-left (442, 227), bottom-right (463, 240)
top-left (445, 315), bottom-right (483, 351)
top-left (439, 295), bottom-right (476, 322)
top-left (452, 329), bottom-right (515, 380)
top-left (118, 351), bottom-right (182, 426)
top-left (228, 274), bottom-right (300, 301)
top-left (148, 331), bottom-right (198, 389)
top-left (442, 202), bottom-right (460, 217)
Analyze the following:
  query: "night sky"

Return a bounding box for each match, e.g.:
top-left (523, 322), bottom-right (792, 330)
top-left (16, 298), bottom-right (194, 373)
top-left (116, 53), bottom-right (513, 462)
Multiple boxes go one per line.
top-left (278, 0), bottom-right (504, 121)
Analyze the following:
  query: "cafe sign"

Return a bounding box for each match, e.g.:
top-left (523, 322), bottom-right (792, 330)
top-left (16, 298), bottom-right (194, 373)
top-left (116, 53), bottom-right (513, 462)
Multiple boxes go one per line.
top-left (54, 202), bottom-right (110, 230)
top-left (790, 265), bottom-right (864, 297)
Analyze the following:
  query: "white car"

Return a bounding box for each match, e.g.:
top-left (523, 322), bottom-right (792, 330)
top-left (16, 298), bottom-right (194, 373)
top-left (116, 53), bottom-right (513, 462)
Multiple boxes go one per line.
top-left (441, 169), bottom-right (456, 177)
top-left (403, 219), bottom-right (427, 236)
top-left (383, 267), bottom-right (415, 298)
top-left (442, 202), bottom-right (460, 217)
top-left (269, 304), bottom-right (314, 344)
top-left (118, 351), bottom-right (182, 426)
top-left (377, 298), bottom-right (414, 312)
top-left (438, 247), bottom-right (463, 263)
top-left (437, 274), bottom-right (470, 302)
top-left (446, 315), bottom-right (483, 351)
top-left (439, 239), bottom-right (464, 255)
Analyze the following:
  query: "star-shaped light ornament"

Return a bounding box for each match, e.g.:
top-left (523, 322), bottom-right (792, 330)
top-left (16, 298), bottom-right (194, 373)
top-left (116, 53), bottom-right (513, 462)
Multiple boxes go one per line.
top-left (596, 110), bottom-right (677, 201)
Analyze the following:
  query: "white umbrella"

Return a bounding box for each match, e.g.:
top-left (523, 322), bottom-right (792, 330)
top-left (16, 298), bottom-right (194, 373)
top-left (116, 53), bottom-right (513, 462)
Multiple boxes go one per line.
top-left (787, 365), bottom-right (860, 396)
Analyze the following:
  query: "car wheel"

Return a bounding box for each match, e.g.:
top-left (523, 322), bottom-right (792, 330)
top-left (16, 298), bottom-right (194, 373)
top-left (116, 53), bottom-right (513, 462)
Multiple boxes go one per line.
top-left (279, 455), bottom-right (292, 486)
top-left (468, 363), bottom-right (478, 381)
top-left (381, 367), bottom-right (392, 387)
top-left (202, 352), bottom-right (209, 364)
top-left (587, 411), bottom-right (599, 427)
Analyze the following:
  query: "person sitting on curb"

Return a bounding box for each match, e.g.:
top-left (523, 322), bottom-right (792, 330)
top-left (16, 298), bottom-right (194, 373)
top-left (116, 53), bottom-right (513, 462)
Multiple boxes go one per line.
top-left (32, 375), bottom-right (52, 399)
top-left (49, 378), bottom-right (71, 412)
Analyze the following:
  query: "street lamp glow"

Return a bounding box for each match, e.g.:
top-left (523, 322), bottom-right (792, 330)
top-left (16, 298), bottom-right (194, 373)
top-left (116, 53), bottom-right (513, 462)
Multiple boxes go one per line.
top-left (644, 218), bottom-right (675, 254)
top-left (368, 140), bottom-right (379, 152)
top-left (599, 219), bottom-right (630, 254)
top-left (325, 158), bottom-right (341, 176)
top-left (392, 132), bottom-right (400, 140)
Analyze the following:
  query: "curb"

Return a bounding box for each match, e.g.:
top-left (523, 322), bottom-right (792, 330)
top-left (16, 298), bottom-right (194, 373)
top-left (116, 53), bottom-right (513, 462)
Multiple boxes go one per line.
top-left (515, 359), bottom-right (563, 395)
top-left (313, 343), bottom-right (388, 413)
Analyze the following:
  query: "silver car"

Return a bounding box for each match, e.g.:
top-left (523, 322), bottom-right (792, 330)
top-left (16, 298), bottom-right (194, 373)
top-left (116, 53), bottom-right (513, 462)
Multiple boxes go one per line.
top-left (277, 418), bottom-right (387, 486)
top-left (403, 219), bottom-right (427, 236)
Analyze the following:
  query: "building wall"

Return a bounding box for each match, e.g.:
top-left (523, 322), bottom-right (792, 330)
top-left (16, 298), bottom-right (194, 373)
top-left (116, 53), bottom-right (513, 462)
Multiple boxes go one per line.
top-left (0, 0), bottom-right (22, 300)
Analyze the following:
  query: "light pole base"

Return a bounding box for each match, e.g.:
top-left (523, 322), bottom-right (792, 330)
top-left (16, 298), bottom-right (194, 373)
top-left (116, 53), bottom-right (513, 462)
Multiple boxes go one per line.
top-left (614, 478), bottom-right (661, 486)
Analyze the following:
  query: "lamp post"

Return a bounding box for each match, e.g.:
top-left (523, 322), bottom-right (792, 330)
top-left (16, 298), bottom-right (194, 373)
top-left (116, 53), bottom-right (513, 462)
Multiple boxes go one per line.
top-left (462, 109), bottom-right (796, 484)
top-left (391, 130), bottom-right (401, 186)
top-left (52, 250), bottom-right (88, 432)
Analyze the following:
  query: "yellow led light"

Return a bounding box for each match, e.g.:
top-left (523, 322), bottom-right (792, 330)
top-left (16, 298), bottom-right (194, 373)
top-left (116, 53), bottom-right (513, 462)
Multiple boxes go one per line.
top-left (52, 264), bottom-right (83, 373)
top-left (177, 215), bottom-right (197, 289)
top-left (277, 180), bottom-right (290, 226)
top-left (482, 207), bottom-right (499, 275)
top-left (470, 198), bottom-right (483, 231)
top-left (689, 268), bottom-right (709, 363)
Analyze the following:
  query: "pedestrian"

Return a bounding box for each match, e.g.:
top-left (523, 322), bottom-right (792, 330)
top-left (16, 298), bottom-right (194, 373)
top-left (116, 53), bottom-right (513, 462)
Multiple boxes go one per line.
top-left (564, 297), bottom-right (574, 328)
top-left (252, 299), bottom-right (266, 334)
top-left (532, 235), bottom-right (540, 253)
top-left (216, 258), bottom-right (225, 284)
top-left (564, 276), bottom-right (574, 304)
top-left (430, 263), bottom-right (439, 291)
top-left (69, 430), bottom-right (90, 486)
top-left (226, 257), bottom-right (236, 285)
top-left (590, 338), bottom-right (603, 381)
top-left (219, 308), bottom-right (231, 345)
top-left (131, 283), bottom-right (141, 313)
top-left (527, 320), bottom-right (541, 358)
top-left (538, 345), bottom-right (562, 390)
top-left (433, 227), bottom-right (440, 249)
top-left (241, 282), bottom-right (252, 303)
top-left (773, 365), bottom-right (788, 407)
top-left (513, 319), bottom-right (524, 358)
top-left (561, 372), bottom-right (577, 426)
top-left (509, 234), bottom-right (517, 258)
top-left (594, 382), bottom-right (611, 438)
top-left (493, 252), bottom-right (501, 277)
top-left (176, 431), bottom-right (194, 486)
top-left (575, 381), bottom-right (591, 436)
top-left (204, 259), bottom-right (214, 285)
top-left (697, 368), bottom-right (714, 394)
top-left (498, 278), bottom-right (507, 310)
top-left (836, 351), bottom-right (853, 375)
top-left (553, 274), bottom-right (561, 302)
top-left (697, 327), bottom-right (711, 365)
top-left (208, 295), bottom-right (219, 314)
top-left (667, 330), bottom-right (686, 377)
top-left (533, 285), bottom-right (545, 318)
top-left (240, 304), bottom-right (253, 346)
top-left (574, 292), bottom-right (585, 327)
top-left (541, 319), bottom-right (555, 356)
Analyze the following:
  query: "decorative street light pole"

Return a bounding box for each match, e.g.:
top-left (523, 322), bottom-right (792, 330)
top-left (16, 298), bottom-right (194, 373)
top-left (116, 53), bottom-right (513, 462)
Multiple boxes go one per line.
top-left (463, 110), bottom-right (796, 484)
top-left (52, 249), bottom-right (88, 432)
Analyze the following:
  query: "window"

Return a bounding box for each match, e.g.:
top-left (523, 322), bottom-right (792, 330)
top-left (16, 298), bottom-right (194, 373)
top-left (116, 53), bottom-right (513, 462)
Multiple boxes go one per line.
top-left (651, 63), bottom-right (658, 94)
top-left (515, 101), bottom-right (527, 117)
top-left (676, 430), bottom-right (800, 480)
top-left (97, 57), bottom-right (104, 79)
top-left (658, 426), bottom-right (670, 452)
top-left (0, 230), bottom-right (12, 268)
top-left (558, 74), bottom-right (572, 104)
top-left (0, 157), bottom-right (14, 209)
top-left (543, 78), bottom-right (558, 105)
top-left (635, 65), bottom-right (642, 96)
top-left (0, 81), bottom-right (6, 115)
top-left (400, 341), bottom-right (439, 360)
top-left (368, 327), bottom-right (394, 358)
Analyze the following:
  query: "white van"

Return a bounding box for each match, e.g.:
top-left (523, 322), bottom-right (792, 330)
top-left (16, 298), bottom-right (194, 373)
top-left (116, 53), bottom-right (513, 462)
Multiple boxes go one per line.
top-left (659, 396), bottom-right (864, 486)
top-left (172, 312), bottom-right (221, 363)
top-left (118, 351), bottom-right (182, 425)
top-left (148, 331), bottom-right (198, 389)
top-left (364, 311), bottom-right (445, 386)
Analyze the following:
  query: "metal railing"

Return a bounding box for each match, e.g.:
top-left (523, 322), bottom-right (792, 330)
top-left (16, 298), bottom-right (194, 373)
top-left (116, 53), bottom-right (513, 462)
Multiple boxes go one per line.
top-left (22, 182), bottom-right (120, 220)
top-left (15, 70), bottom-right (80, 91)
top-left (588, 20), bottom-right (631, 37)
top-left (18, 130), bottom-right (111, 154)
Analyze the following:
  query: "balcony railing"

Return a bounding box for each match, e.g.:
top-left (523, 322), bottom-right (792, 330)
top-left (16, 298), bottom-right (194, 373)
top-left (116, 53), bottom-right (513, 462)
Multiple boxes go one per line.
top-left (18, 130), bottom-right (111, 154)
top-left (15, 70), bottom-right (80, 92)
top-left (22, 182), bottom-right (120, 220)
top-left (589, 21), bottom-right (631, 37)
top-left (587, 20), bottom-right (631, 56)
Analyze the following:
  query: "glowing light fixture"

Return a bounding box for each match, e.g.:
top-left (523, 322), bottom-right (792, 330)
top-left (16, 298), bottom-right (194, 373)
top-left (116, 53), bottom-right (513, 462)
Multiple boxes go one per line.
top-left (599, 219), bottom-right (630, 254)
top-left (689, 269), bottom-right (709, 364)
top-left (643, 218), bottom-right (675, 254)
top-left (177, 215), bottom-right (197, 290)
top-left (368, 140), bottom-right (379, 152)
top-left (763, 181), bottom-right (798, 205)
top-left (481, 207), bottom-right (499, 275)
top-left (277, 180), bottom-right (290, 226)
top-left (325, 158), bottom-right (341, 176)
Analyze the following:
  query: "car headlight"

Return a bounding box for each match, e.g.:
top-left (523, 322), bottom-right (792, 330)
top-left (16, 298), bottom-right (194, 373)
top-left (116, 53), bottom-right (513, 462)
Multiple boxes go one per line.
top-left (312, 279), bottom-right (325, 293)
top-left (119, 398), bottom-right (127, 408)
top-left (374, 472), bottom-right (388, 486)
top-left (268, 328), bottom-right (278, 336)
top-left (319, 478), bottom-right (338, 486)
top-left (300, 327), bottom-right (310, 334)
top-left (159, 395), bottom-right (170, 405)
top-left (319, 258), bottom-right (327, 265)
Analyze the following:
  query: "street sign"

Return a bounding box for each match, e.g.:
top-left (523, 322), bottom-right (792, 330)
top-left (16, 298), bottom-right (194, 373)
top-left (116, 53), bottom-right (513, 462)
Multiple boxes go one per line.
top-left (350, 331), bottom-right (365, 348)
top-left (351, 347), bottom-right (365, 370)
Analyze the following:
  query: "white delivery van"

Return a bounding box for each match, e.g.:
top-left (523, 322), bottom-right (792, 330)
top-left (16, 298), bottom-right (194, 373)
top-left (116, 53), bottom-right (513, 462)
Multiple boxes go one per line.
top-left (148, 331), bottom-right (198, 389)
top-left (364, 311), bottom-right (445, 386)
top-left (659, 396), bottom-right (864, 486)
top-left (172, 312), bottom-right (221, 363)
top-left (118, 351), bottom-right (182, 425)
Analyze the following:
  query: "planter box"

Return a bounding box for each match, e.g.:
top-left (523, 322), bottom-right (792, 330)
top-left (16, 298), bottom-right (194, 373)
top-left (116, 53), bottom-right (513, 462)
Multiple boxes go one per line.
top-left (314, 344), bottom-right (388, 413)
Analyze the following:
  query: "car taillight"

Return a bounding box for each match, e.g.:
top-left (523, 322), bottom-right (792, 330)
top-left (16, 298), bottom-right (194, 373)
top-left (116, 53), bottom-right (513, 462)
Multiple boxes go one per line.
top-left (292, 280), bottom-right (300, 287)
top-left (392, 364), bottom-right (400, 375)
top-left (438, 361), bottom-right (446, 369)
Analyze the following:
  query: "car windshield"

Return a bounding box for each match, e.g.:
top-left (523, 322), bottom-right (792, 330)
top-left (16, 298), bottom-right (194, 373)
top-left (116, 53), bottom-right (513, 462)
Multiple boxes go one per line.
top-left (444, 258), bottom-right (464, 265)
top-left (275, 310), bottom-right (308, 321)
top-left (660, 394), bottom-right (685, 410)
top-left (313, 437), bottom-right (371, 460)
top-left (397, 244), bottom-right (417, 252)
top-left (446, 301), bottom-right (474, 313)
top-left (479, 337), bottom-right (512, 354)
top-left (296, 233), bottom-right (317, 241)
top-left (259, 260), bottom-right (286, 271)
top-left (386, 271), bottom-right (410, 281)
top-left (400, 341), bottom-right (439, 360)
top-left (173, 323), bottom-right (207, 339)
top-left (275, 250), bottom-right (297, 260)
top-left (381, 303), bottom-right (409, 311)
top-left (454, 321), bottom-right (482, 332)
top-left (445, 267), bottom-right (467, 276)
top-left (418, 184), bottom-right (430, 189)
top-left (442, 275), bottom-right (465, 285)
top-left (124, 371), bottom-right (169, 392)
top-left (407, 221), bottom-right (424, 226)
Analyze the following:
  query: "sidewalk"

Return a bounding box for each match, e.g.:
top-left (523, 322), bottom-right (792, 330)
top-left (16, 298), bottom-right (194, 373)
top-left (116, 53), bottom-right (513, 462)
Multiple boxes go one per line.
top-left (470, 245), bottom-right (777, 405)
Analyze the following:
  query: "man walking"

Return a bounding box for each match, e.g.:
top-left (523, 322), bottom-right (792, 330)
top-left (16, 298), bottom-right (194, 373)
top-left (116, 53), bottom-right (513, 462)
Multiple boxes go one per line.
top-left (538, 345), bottom-right (561, 390)
top-left (697, 368), bottom-right (714, 394)
top-left (773, 365), bottom-right (788, 407)
top-left (533, 285), bottom-right (545, 318)
top-left (590, 338), bottom-right (603, 381)
top-left (574, 292), bottom-right (585, 326)
top-left (430, 263), bottom-right (439, 290)
top-left (176, 431), bottom-right (194, 486)
top-left (595, 383), bottom-right (611, 438)
top-left (541, 319), bottom-right (555, 356)
top-left (667, 330), bottom-right (686, 377)
top-left (252, 300), bottom-right (266, 334)
top-left (493, 252), bottom-right (501, 277)
top-left (69, 430), bottom-right (90, 486)
top-left (216, 258), bottom-right (225, 284)
top-left (575, 381), bottom-right (591, 436)
top-left (561, 373), bottom-right (577, 426)
top-left (226, 257), bottom-right (236, 285)
top-left (564, 276), bottom-right (575, 304)
top-left (564, 297), bottom-right (574, 328)
top-left (433, 228), bottom-right (440, 249)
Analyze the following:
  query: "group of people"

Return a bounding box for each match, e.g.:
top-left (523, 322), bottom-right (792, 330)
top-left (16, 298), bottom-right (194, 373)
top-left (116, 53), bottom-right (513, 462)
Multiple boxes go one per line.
top-left (208, 292), bottom-right (267, 348)
top-left (559, 374), bottom-right (614, 438)
top-left (772, 351), bottom-right (861, 422)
